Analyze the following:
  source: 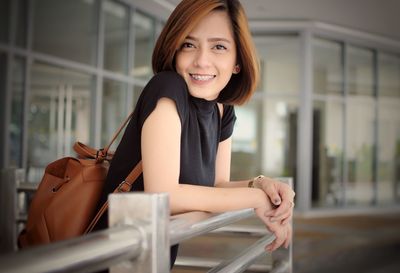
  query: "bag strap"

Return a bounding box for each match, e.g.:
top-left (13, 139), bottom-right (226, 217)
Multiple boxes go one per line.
top-left (73, 111), bottom-right (135, 161)
top-left (103, 111), bottom-right (135, 155)
top-left (79, 111), bottom-right (143, 233)
top-left (84, 161), bottom-right (143, 234)
top-left (73, 142), bottom-right (114, 161)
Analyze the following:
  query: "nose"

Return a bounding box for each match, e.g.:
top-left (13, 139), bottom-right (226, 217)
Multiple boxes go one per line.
top-left (193, 47), bottom-right (211, 68)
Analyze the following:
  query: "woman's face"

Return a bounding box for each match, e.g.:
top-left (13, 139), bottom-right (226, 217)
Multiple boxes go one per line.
top-left (175, 10), bottom-right (237, 101)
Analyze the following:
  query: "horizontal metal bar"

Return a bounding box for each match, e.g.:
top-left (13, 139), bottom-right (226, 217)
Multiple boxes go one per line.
top-left (0, 226), bottom-right (142, 273)
top-left (17, 182), bottom-right (38, 191)
top-left (175, 256), bottom-right (272, 272)
top-left (169, 208), bottom-right (255, 245)
top-left (208, 234), bottom-right (276, 273)
top-left (211, 224), bottom-right (270, 236)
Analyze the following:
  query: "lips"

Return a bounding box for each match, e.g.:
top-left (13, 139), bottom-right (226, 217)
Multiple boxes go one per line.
top-left (189, 73), bottom-right (216, 81)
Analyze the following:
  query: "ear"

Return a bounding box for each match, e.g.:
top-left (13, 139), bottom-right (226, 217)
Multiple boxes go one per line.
top-left (233, 64), bottom-right (241, 74)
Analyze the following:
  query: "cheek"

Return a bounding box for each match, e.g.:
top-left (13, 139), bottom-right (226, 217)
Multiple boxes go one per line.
top-left (175, 53), bottom-right (189, 74)
top-left (220, 56), bottom-right (236, 73)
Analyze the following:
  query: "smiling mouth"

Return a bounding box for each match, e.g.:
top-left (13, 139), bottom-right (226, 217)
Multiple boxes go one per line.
top-left (189, 73), bottom-right (216, 81)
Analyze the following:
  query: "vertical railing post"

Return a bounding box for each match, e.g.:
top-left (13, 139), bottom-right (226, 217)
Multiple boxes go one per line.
top-left (0, 168), bottom-right (24, 253)
top-left (108, 193), bottom-right (170, 273)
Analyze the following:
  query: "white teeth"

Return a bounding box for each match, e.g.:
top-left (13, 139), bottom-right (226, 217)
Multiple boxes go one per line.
top-left (190, 74), bottom-right (214, 81)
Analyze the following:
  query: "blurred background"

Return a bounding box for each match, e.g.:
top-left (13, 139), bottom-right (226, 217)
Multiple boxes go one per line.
top-left (0, 0), bottom-right (399, 272)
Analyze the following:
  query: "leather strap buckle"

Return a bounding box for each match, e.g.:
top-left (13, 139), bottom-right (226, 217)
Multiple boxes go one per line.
top-left (117, 180), bottom-right (132, 192)
top-left (96, 148), bottom-right (108, 159)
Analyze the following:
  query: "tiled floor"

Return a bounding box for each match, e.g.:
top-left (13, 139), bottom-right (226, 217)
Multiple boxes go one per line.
top-left (172, 212), bottom-right (400, 273)
top-left (293, 213), bottom-right (400, 273)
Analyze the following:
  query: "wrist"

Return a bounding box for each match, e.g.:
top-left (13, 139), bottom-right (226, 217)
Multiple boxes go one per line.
top-left (252, 187), bottom-right (267, 207)
top-left (248, 175), bottom-right (265, 189)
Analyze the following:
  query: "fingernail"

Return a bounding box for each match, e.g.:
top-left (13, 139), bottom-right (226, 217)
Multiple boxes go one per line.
top-left (274, 198), bottom-right (281, 205)
top-left (270, 217), bottom-right (276, 222)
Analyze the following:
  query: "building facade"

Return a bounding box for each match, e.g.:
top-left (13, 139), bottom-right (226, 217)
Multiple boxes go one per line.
top-left (0, 0), bottom-right (399, 213)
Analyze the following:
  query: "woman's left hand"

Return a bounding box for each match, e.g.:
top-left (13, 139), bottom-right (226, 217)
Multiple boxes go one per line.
top-left (253, 176), bottom-right (295, 225)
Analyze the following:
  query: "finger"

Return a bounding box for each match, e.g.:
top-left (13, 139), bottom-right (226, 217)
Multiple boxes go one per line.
top-left (256, 208), bottom-right (277, 232)
top-left (262, 180), bottom-right (282, 206)
top-left (281, 211), bottom-right (293, 225)
top-left (277, 182), bottom-right (296, 200)
top-left (265, 223), bottom-right (280, 252)
top-left (272, 200), bottom-right (294, 218)
top-left (263, 219), bottom-right (279, 234)
top-left (266, 229), bottom-right (286, 252)
top-left (277, 185), bottom-right (295, 207)
top-left (268, 236), bottom-right (284, 252)
top-left (267, 201), bottom-right (289, 218)
top-left (278, 203), bottom-right (294, 223)
top-left (270, 209), bottom-right (292, 224)
top-left (284, 225), bottom-right (292, 249)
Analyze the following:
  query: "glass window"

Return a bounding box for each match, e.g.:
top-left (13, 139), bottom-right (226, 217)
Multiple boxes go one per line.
top-left (101, 79), bottom-right (128, 149)
top-left (346, 46), bottom-right (374, 96)
top-left (231, 98), bottom-right (298, 181)
top-left (231, 100), bottom-right (260, 180)
top-left (15, 0), bottom-right (28, 48)
top-left (254, 36), bottom-right (300, 94)
top-left (313, 38), bottom-right (343, 95)
top-left (312, 100), bottom-right (345, 207)
top-left (9, 57), bottom-right (25, 167)
top-left (377, 53), bottom-right (400, 204)
top-left (28, 62), bottom-right (93, 182)
top-left (312, 38), bottom-right (345, 207)
top-left (345, 46), bottom-right (375, 205)
top-left (378, 53), bottom-right (400, 97)
top-left (345, 96), bottom-right (375, 205)
top-left (32, 0), bottom-right (97, 65)
top-left (261, 98), bottom-right (298, 179)
top-left (103, 0), bottom-right (129, 74)
top-left (0, 0), bottom-right (10, 43)
top-left (132, 10), bottom-right (155, 82)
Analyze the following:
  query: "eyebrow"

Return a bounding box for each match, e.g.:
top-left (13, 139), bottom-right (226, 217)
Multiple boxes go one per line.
top-left (186, 35), bottom-right (232, 44)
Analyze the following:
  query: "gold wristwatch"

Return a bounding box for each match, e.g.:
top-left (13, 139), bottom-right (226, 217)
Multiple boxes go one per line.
top-left (248, 175), bottom-right (265, 188)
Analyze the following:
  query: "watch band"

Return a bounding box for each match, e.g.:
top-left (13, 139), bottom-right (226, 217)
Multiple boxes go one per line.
top-left (248, 175), bottom-right (265, 188)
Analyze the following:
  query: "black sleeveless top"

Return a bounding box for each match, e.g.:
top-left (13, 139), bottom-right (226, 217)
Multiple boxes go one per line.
top-left (93, 71), bottom-right (236, 269)
top-left (94, 70), bottom-right (236, 227)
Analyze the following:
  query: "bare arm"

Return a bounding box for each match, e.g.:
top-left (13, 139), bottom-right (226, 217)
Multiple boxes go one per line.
top-left (215, 133), bottom-right (295, 221)
top-left (214, 136), bottom-right (250, 188)
top-left (214, 117), bottom-right (293, 251)
top-left (141, 97), bottom-right (270, 215)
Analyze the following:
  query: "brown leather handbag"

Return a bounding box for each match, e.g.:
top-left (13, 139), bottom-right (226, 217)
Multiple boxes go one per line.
top-left (18, 112), bottom-right (142, 248)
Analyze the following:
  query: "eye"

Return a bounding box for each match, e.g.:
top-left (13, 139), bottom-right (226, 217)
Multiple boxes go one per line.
top-left (181, 42), bottom-right (195, 49)
top-left (213, 44), bottom-right (227, 50)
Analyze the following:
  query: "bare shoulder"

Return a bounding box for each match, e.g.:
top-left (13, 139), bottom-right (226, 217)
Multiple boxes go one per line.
top-left (155, 97), bottom-right (179, 113)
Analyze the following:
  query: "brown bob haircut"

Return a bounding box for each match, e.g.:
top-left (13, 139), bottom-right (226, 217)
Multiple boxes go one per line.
top-left (152, 0), bottom-right (260, 105)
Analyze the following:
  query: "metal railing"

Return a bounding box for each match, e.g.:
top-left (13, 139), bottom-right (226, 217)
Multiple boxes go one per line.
top-left (0, 169), bottom-right (292, 273)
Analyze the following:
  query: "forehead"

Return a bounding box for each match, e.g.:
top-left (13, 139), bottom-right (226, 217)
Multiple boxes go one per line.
top-left (188, 10), bottom-right (234, 40)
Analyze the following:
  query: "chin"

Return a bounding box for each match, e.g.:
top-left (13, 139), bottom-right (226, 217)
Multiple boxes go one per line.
top-left (189, 89), bottom-right (219, 100)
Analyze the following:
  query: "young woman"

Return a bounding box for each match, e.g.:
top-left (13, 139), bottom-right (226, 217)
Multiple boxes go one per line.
top-left (95, 0), bottom-right (295, 268)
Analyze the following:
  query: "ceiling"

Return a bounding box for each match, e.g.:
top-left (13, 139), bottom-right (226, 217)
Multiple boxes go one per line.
top-left (132, 0), bottom-right (400, 41)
